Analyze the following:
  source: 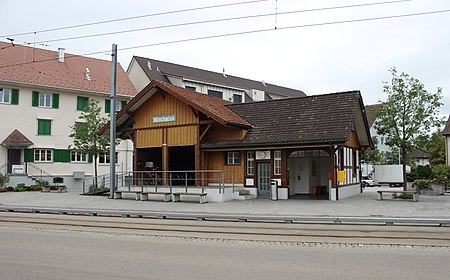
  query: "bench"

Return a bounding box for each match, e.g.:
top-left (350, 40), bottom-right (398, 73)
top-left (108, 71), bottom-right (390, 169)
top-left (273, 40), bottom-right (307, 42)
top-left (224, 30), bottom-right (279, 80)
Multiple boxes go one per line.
top-left (114, 190), bottom-right (142, 200)
top-left (172, 192), bottom-right (207, 204)
top-left (140, 192), bottom-right (172, 202)
top-left (377, 190), bottom-right (418, 202)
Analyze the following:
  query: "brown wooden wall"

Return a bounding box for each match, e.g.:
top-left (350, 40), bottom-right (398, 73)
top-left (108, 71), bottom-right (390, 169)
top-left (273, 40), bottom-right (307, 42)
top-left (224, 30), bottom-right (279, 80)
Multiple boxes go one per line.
top-left (345, 131), bottom-right (361, 149)
top-left (134, 90), bottom-right (198, 148)
top-left (206, 124), bottom-right (247, 141)
top-left (207, 151), bottom-right (245, 184)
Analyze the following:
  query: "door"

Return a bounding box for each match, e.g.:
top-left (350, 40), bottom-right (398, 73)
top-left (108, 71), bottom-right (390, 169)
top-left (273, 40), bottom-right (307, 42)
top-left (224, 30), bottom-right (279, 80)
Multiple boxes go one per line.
top-left (257, 162), bottom-right (271, 198)
top-left (7, 149), bottom-right (21, 173)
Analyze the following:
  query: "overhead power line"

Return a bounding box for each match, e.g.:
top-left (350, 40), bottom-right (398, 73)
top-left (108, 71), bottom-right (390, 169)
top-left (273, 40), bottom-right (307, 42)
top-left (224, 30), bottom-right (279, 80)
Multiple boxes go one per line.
top-left (0, 0), bottom-right (269, 38)
top-left (29, 0), bottom-right (415, 45)
top-left (1, 8), bottom-right (449, 70)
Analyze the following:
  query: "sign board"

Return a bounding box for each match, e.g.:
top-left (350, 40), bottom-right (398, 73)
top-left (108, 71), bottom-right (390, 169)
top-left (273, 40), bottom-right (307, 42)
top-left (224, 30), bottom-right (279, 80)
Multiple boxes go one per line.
top-left (152, 114), bottom-right (176, 124)
top-left (12, 165), bottom-right (25, 174)
top-left (337, 170), bottom-right (346, 183)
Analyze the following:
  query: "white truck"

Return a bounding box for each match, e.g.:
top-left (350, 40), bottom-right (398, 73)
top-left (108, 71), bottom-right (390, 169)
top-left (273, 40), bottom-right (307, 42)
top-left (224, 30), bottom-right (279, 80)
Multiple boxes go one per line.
top-left (373, 164), bottom-right (410, 187)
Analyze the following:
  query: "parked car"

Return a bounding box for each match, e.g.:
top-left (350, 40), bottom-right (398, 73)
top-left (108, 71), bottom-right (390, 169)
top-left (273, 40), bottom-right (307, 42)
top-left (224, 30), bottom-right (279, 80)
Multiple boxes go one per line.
top-left (362, 176), bottom-right (379, 187)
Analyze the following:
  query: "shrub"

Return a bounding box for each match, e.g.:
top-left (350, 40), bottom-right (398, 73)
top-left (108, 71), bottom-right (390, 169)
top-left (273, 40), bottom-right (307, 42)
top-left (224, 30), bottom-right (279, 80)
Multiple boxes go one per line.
top-left (431, 164), bottom-right (450, 186)
top-left (36, 180), bottom-right (49, 187)
top-left (413, 179), bottom-right (432, 192)
top-left (15, 183), bottom-right (27, 192)
top-left (0, 187), bottom-right (7, 192)
top-left (6, 186), bottom-right (14, 192)
top-left (0, 173), bottom-right (9, 187)
top-left (30, 185), bottom-right (42, 191)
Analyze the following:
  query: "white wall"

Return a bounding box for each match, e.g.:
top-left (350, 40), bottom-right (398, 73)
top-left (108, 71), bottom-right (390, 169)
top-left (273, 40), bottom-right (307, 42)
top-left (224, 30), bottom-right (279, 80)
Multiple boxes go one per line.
top-left (0, 83), bottom-right (133, 183)
top-left (127, 59), bottom-right (151, 92)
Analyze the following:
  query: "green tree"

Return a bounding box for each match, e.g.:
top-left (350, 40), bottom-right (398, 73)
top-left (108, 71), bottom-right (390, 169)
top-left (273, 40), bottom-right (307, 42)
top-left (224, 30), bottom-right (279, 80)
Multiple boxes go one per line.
top-left (375, 67), bottom-right (443, 190)
top-left (426, 131), bottom-right (446, 166)
top-left (69, 100), bottom-right (110, 189)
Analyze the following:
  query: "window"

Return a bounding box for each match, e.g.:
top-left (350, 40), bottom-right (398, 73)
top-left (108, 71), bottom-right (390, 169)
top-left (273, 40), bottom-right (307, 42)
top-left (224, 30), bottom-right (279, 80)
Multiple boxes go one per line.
top-left (246, 152), bottom-right (254, 175)
top-left (34, 149), bottom-right (52, 162)
top-left (77, 96), bottom-right (89, 111)
top-left (71, 151), bottom-right (88, 162)
top-left (39, 93), bottom-right (52, 108)
top-left (274, 150), bottom-right (282, 175)
top-left (227, 152), bottom-right (240, 165)
top-left (32, 91), bottom-right (59, 108)
top-left (37, 119), bottom-right (52, 135)
top-left (233, 94), bottom-right (242, 104)
top-left (105, 100), bottom-right (127, 113)
top-left (208, 89), bottom-right (223, 99)
top-left (185, 86), bottom-right (196, 91)
top-left (0, 88), bottom-right (11, 104)
top-left (99, 152), bottom-right (118, 164)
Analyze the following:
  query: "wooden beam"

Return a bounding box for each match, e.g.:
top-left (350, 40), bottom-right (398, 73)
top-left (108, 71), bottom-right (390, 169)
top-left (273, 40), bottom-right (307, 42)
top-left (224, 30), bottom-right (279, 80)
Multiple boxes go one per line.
top-left (199, 119), bottom-right (216, 125)
top-left (199, 124), bottom-right (212, 142)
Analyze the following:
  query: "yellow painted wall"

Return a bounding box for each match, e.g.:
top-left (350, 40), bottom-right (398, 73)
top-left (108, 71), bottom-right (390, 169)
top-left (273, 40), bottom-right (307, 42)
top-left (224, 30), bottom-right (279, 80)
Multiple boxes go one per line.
top-left (207, 124), bottom-right (246, 141)
top-left (345, 131), bottom-right (361, 149)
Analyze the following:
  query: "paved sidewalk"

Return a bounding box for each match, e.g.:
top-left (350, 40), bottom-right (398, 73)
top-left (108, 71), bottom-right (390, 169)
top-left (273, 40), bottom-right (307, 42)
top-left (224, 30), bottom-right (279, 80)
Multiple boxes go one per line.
top-left (1, 187), bottom-right (449, 218)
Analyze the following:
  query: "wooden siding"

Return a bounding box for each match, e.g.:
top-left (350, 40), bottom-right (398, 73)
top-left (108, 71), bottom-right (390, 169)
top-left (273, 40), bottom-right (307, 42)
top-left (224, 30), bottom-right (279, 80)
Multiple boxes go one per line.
top-left (134, 90), bottom-right (198, 148)
top-left (167, 126), bottom-right (198, 146)
top-left (134, 90), bottom-right (197, 129)
top-left (207, 124), bottom-right (246, 141)
top-left (345, 131), bottom-right (361, 149)
top-left (208, 151), bottom-right (244, 184)
top-left (136, 129), bottom-right (163, 148)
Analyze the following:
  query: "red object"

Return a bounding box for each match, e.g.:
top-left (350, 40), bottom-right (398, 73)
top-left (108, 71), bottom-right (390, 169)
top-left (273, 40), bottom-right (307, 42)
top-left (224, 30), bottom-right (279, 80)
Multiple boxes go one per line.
top-left (328, 172), bottom-right (333, 181)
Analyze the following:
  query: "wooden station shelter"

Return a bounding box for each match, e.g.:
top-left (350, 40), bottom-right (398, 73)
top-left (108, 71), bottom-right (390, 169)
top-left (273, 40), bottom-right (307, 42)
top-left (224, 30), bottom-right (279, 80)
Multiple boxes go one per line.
top-left (100, 80), bottom-right (372, 200)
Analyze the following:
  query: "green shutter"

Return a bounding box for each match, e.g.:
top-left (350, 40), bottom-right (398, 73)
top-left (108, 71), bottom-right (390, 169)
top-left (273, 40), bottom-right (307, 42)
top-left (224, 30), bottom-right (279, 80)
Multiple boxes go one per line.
top-left (121, 100), bottom-right (127, 109)
top-left (24, 149), bottom-right (34, 162)
top-left (52, 93), bottom-right (59, 108)
top-left (32, 91), bottom-right (39, 107)
top-left (88, 153), bottom-right (93, 163)
top-left (38, 119), bottom-right (52, 135)
top-left (105, 99), bottom-right (111, 113)
top-left (11, 89), bottom-right (19, 105)
top-left (54, 149), bottom-right (71, 162)
top-left (77, 96), bottom-right (88, 111)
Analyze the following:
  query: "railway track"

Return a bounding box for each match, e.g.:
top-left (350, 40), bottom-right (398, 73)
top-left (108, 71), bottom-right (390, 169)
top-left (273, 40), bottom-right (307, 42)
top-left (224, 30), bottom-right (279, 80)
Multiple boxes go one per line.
top-left (1, 211), bottom-right (449, 247)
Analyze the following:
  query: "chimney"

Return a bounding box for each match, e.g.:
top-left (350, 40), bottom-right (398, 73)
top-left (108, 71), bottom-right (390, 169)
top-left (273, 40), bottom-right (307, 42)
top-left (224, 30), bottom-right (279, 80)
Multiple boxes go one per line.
top-left (58, 48), bottom-right (65, 62)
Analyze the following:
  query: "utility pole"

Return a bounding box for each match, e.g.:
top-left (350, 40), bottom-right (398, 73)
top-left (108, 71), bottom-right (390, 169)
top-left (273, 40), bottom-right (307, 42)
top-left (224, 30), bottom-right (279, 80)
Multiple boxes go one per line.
top-left (109, 44), bottom-right (117, 199)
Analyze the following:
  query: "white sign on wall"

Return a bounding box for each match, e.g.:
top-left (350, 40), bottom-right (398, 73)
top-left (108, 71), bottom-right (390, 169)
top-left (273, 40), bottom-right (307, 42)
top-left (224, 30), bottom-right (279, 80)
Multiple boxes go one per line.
top-left (152, 114), bottom-right (176, 123)
top-left (12, 165), bottom-right (25, 174)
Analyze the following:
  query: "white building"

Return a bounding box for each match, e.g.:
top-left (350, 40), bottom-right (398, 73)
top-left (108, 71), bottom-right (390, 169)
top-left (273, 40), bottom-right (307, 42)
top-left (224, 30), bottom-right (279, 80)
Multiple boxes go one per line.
top-left (127, 57), bottom-right (306, 103)
top-left (0, 41), bottom-right (137, 191)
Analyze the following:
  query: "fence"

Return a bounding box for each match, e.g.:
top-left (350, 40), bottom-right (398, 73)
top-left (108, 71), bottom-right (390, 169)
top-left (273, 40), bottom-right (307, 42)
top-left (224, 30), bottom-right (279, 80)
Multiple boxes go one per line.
top-left (82, 170), bottom-right (235, 195)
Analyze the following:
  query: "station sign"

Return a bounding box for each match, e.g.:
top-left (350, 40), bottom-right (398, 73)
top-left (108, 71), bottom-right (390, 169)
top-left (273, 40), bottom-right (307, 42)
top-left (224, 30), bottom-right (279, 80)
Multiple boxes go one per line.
top-left (152, 114), bottom-right (176, 124)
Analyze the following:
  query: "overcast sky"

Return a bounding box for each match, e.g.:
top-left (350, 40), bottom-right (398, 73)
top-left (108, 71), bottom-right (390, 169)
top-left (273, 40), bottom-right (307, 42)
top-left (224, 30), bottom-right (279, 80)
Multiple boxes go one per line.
top-left (2, 0), bottom-right (449, 123)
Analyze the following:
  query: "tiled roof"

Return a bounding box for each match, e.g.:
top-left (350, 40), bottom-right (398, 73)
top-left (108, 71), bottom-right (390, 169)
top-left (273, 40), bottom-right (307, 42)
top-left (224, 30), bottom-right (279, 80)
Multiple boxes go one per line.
top-left (413, 149), bottom-right (430, 159)
top-left (365, 103), bottom-right (383, 128)
top-left (100, 80), bottom-right (251, 136)
top-left (442, 116), bottom-right (450, 135)
top-left (1, 129), bottom-right (33, 147)
top-left (154, 81), bottom-right (251, 128)
top-left (0, 41), bottom-right (137, 96)
top-left (202, 91), bottom-right (366, 148)
top-left (133, 56), bottom-right (306, 98)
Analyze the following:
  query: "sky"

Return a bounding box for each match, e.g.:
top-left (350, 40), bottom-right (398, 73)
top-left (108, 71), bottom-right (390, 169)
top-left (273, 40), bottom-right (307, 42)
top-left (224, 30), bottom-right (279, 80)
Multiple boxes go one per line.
top-left (1, 0), bottom-right (450, 123)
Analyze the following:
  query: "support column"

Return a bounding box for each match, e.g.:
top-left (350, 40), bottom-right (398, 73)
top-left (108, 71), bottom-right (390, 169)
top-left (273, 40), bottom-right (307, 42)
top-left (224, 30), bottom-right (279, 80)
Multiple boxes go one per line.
top-left (162, 129), bottom-right (169, 186)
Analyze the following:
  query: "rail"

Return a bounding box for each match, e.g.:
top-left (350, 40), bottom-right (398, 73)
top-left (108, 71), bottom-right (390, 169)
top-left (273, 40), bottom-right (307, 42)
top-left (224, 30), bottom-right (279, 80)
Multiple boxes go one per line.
top-left (27, 162), bottom-right (54, 183)
top-left (1, 205), bottom-right (450, 226)
top-left (82, 170), bottom-right (235, 195)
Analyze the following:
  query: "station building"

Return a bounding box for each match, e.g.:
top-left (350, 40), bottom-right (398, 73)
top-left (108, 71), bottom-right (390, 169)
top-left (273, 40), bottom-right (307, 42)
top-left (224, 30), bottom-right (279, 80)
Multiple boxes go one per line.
top-left (101, 80), bottom-right (372, 201)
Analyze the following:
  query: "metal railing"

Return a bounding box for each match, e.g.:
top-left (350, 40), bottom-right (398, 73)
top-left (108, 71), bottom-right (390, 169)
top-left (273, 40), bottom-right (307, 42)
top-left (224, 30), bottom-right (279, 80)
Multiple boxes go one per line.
top-left (27, 162), bottom-right (54, 183)
top-left (82, 170), bottom-right (235, 195)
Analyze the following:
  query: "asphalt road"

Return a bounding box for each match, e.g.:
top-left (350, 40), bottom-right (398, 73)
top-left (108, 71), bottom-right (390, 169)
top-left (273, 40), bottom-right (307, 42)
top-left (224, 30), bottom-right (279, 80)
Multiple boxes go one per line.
top-left (1, 214), bottom-right (450, 280)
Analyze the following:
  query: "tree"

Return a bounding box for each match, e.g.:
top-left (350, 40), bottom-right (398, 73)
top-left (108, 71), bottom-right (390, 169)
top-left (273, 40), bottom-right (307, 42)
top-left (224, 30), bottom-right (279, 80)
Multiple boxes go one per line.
top-left (69, 100), bottom-right (110, 189)
top-left (426, 131), bottom-right (446, 166)
top-left (375, 67), bottom-right (443, 190)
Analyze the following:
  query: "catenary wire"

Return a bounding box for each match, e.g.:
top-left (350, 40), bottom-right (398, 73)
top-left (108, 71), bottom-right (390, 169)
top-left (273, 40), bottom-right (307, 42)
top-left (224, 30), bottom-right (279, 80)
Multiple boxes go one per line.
top-left (0, 0), bottom-right (269, 38)
top-left (29, 0), bottom-right (414, 45)
top-left (0, 8), bottom-right (449, 70)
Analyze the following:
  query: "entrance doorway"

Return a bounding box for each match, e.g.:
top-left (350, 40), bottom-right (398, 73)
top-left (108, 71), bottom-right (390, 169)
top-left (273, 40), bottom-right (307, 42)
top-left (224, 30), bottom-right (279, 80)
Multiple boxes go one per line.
top-left (257, 162), bottom-right (271, 198)
top-left (7, 149), bottom-right (21, 173)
